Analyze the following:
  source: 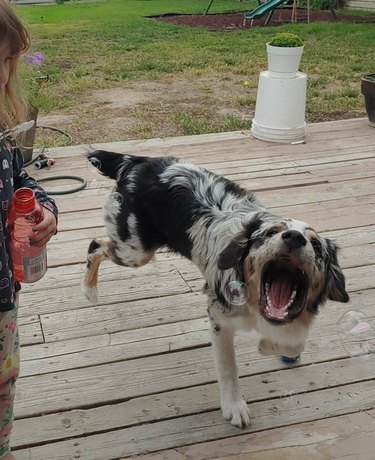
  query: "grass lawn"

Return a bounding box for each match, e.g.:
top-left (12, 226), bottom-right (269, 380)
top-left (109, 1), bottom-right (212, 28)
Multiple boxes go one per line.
top-left (17, 0), bottom-right (375, 144)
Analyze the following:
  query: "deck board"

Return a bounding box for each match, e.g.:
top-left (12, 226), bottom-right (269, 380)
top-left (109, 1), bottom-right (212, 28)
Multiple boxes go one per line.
top-left (12, 118), bottom-right (375, 459)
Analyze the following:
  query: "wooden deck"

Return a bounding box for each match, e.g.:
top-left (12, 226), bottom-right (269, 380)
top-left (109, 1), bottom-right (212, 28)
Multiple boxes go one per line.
top-left (12, 118), bottom-right (375, 459)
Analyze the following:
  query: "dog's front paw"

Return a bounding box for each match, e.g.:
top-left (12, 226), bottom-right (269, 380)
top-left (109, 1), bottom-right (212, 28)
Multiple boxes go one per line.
top-left (222, 398), bottom-right (251, 428)
top-left (83, 284), bottom-right (98, 304)
top-left (259, 338), bottom-right (303, 359)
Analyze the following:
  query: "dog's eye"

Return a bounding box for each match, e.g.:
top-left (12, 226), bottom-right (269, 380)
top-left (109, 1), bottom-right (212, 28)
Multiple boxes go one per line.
top-left (265, 228), bottom-right (279, 237)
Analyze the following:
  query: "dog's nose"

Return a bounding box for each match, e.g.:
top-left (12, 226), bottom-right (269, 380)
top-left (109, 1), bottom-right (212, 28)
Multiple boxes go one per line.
top-left (282, 230), bottom-right (306, 249)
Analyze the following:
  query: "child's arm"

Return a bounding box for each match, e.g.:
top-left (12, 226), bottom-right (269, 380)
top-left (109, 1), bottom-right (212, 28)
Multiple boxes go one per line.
top-left (12, 146), bottom-right (58, 219)
top-left (12, 147), bottom-right (58, 246)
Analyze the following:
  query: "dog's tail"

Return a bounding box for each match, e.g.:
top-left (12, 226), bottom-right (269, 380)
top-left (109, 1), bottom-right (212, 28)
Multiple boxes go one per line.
top-left (87, 150), bottom-right (145, 181)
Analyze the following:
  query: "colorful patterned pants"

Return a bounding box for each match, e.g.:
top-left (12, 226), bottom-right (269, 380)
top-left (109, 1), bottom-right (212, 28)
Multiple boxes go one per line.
top-left (0, 300), bottom-right (19, 458)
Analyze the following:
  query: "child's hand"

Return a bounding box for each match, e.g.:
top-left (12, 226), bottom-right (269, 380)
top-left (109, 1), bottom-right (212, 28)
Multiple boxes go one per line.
top-left (29, 208), bottom-right (57, 247)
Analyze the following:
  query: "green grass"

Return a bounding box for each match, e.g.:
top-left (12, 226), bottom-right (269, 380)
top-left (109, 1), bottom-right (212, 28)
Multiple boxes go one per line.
top-left (17, 0), bottom-right (375, 142)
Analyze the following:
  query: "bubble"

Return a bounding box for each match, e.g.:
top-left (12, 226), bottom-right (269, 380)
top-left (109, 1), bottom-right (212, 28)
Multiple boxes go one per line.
top-left (86, 179), bottom-right (104, 190)
top-left (225, 281), bottom-right (247, 306)
top-left (337, 310), bottom-right (375, 357)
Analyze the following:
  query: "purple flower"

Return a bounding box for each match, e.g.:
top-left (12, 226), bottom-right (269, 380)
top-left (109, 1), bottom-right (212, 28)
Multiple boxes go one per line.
top-left (24, 51), bottom-right (45, 65)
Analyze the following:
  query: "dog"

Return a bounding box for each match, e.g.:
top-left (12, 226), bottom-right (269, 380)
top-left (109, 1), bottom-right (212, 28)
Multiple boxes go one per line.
top-left (83, 150), bottom-right (349, 428)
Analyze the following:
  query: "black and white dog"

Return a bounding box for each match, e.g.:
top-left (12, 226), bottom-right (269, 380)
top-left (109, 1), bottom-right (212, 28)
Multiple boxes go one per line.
top-left (83, 150), bottom-right (349, 428)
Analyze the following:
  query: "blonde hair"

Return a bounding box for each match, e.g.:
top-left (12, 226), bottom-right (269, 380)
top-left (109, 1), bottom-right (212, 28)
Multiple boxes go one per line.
top-left (0, 0), bottom-right (30, 130)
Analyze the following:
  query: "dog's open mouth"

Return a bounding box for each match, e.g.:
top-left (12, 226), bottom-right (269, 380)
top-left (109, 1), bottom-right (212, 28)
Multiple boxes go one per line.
top-left (260, 256), bottom-right (309, 324)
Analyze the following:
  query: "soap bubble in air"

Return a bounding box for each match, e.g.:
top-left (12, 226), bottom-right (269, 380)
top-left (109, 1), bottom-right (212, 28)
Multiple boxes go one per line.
top-left (337, 310), bottom-right (375, 357)
top-left (86, 179), bottom-right (103, 190)
top-left (225, 281), bottom-right (247, 306)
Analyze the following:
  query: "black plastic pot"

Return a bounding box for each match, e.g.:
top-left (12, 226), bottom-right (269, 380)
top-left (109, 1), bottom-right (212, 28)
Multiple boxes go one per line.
top-left (361, 74), bottom-right (375, 128)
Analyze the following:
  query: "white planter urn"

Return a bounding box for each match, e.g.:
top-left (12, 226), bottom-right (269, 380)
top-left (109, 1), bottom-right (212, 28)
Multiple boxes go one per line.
top-left (266, 44), bottom-right (304, 79)
top-left (251, 41), bottom-right (307, 144)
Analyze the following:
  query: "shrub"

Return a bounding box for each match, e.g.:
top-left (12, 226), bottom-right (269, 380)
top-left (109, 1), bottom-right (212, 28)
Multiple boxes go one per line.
top-left (269, 33), bottom-right (304, 47)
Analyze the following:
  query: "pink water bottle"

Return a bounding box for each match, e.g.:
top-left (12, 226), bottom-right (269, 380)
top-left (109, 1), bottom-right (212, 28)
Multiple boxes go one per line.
top-left (8, 187), bottom-right (47, 283)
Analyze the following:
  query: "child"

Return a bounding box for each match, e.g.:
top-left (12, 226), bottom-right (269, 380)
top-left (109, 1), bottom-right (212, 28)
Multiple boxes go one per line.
top-left (0, 1), bottom-right (58, 458)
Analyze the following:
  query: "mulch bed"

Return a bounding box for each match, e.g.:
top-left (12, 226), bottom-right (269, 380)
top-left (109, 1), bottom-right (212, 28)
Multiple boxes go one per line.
top-left (155, 9), bottom-right (375, 30)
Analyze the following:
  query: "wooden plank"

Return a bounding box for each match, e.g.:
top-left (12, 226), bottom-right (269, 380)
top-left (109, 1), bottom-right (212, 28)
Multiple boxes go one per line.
top-left (49, 226), bottom-right (106, 244)
top-left (42, 148), bottom-right (375, 196)
top-left (132, 411), bottom-right (375, 460)
top-left (36, 270), bottom-right (374, 338)
top-left (97, 131), bottom-right (375, 162)
top-left (50, 144), bottom-right (375, 197)
top-left (58, 209), bottom-right (105, 231)
top-left (225, 158), bottom-right (375, 185)
top-left (39, 291), bottom-right (206, 341)
top-left (45, 222), bottom-right (375, 271)
top-left (33, 119), bottom-right (369, 160)
top-left (20, 317), bottom-right (211, 377)
top-left (255, 177), bottom-right (375, 208)
top-left (187, 264), bottom-right (375, 294)
top-left (18, 316), bottom-right (44, 346)
top-left (18, 269), bottom-right (192, 318)
top-left (57, 192), bottom-right (375, 235)
top-left (45, 150), bottom-right (375, 219)
top-left (12, 354), bottom-right (375, 448)
top-left (207, 149), bottom-right (375, 178)
top-left (21, 259), bottom-right (181, 293)
top-left (305, 117), bottom-right (370, 134)
top-left (322, 224), bottom-right (375, 247)
top-left (40, 153), bottom-right (375, 191)
top-left (50, 189), bottom-right (106, 214)
top-left (49, 157), bottom-right (375, 218)
top-left (11, 117), bottom-right (375, 459)
top-left (56, 196), bottom-right (374, 237)
top-left (13, 379), bottom-right (375, 459)
top-left (183, 136), bottom-right (375, 166)
top-left (43, 231), bottom-right (375, 270)
top-left (201, 145), bottom-right (375, 172)
top-left (21, 282), bottom-right (375, 376)
top-left (46, 218), bottom-right (375, 268)
top-left (34, 139), bottom-right (375, 200)
top-left (271, 195), bottom-right (375, 232)
top-left (14, 289), bottom-right (375, 417)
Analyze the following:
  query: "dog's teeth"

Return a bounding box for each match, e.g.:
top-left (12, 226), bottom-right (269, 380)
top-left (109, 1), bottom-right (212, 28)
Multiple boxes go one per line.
top-left (266, 293), bottom-right (273, 308)
top-left (283, 290), bottom-right (297, 309)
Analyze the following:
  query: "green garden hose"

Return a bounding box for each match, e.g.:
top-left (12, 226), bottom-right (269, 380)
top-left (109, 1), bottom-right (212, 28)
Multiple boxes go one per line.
top-left (24, 125), bottom-right (87, 195)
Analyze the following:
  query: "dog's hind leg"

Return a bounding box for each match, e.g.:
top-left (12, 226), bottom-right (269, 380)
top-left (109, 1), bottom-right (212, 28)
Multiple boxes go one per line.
top-left (83, 238), bottom-right (112, 303)
top-left (83, 235), bottom-right (158, 303)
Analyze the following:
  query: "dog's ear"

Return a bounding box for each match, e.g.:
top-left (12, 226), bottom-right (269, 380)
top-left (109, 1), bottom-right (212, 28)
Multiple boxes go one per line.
top-left (87, 150), bottom-right (125, 180)
top-left (325, 239), bottom-right (349, 303)
top-left (218, 238), bottom-right (247, 270)
top-left (218, 213), bottom-right (263, 270)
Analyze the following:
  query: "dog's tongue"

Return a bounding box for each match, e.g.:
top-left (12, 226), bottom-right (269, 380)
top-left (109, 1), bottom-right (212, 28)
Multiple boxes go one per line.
top-left (269, 276), bottom-right (293, 309)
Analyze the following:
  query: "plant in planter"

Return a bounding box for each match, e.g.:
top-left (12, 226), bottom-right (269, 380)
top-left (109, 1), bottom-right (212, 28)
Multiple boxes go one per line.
top-left (361, 74), bottom-right (375, 128)
top-left (267, 33), bottom-right (304, 79)
top-left (251, 33), bottom-right (307, 143)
